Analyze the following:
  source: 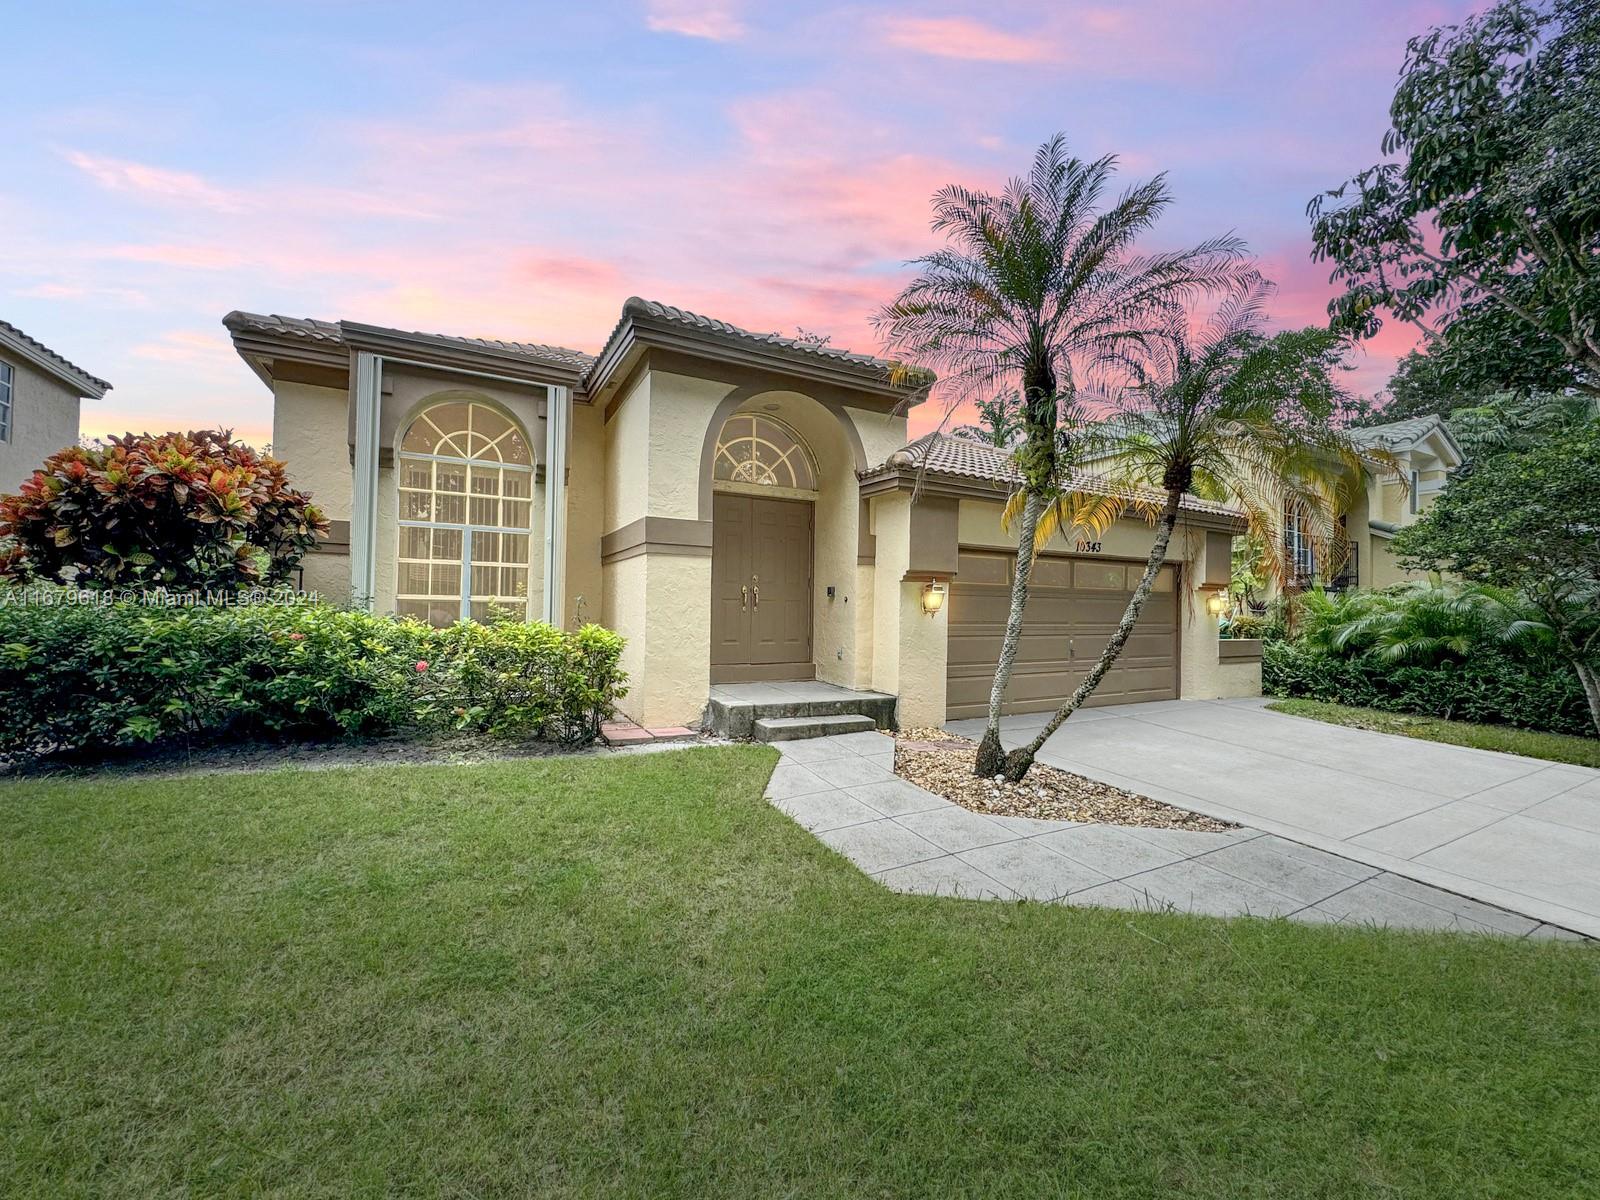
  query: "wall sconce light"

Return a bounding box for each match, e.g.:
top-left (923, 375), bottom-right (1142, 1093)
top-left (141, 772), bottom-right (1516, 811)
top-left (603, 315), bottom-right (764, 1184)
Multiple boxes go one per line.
top-left (921, 580), bottom-right (947, 617)
top-left (1205, 591), bottom-right (1229, 618)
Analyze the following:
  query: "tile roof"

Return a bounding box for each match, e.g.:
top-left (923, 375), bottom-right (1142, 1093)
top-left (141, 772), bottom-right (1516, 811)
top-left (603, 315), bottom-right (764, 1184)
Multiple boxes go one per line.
top-left (222, 311), bottom-right (596, 373)
top-left (0, 318), bottom-right (111, 395)
top-left (1347, 414), bottom-right (1447, 450)
top-left (589, 297), bottom-right (928, 392)
top-left (875, 432), bottom-right (1243, 518)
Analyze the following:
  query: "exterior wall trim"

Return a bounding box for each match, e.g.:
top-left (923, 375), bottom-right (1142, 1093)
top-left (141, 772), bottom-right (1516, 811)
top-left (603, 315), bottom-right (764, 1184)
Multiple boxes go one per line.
top-left (600, 516), bottom-right (714, 564)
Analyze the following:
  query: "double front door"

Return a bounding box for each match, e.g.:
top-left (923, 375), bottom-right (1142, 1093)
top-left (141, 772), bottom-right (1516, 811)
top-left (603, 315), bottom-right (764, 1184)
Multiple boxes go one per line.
top-left (711, 493), bottom-right (814, 682)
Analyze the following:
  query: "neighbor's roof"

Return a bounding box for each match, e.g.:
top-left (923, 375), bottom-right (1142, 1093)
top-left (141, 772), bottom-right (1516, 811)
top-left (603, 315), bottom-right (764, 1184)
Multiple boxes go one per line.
top-left (222, 311), bottom-right (597, 376)
top-left (0, 318), bottom-right (111, 397)
top-left (1348, 413), bottom-right (1462, 460)
top-left (869, 432), bottom-right (1244, 520)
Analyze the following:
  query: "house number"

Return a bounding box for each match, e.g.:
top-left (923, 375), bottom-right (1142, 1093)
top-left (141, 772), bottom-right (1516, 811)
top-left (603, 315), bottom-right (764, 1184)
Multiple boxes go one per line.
top-left (1076, 540), bottom-right (1103, 553)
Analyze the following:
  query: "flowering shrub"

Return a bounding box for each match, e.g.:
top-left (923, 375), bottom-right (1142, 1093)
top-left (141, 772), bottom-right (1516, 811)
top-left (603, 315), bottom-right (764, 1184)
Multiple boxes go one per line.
top-left (0, 592), bottom-right (629, 761)
top-left (0, 430), bottom-right (326, 589)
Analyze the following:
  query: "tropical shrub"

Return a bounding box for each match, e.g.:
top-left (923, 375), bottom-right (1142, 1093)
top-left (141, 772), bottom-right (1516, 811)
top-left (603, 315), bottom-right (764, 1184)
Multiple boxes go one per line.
top-left (0, 430), bottom-right (326, 590)
top-left (0, 592), bottom-right (628, 761)
top-left (1263, 639), bottom-right (1594, 738)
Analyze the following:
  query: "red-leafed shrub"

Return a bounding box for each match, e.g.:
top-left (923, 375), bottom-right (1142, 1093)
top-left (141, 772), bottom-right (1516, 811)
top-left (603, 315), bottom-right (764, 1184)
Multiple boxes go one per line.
top-left (0, 430), bottom-right (327, 589)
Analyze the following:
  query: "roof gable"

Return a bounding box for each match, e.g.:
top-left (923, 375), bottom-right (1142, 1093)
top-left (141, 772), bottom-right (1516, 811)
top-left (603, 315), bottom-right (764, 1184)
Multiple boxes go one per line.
top-left (0, 319), bottom-right (111, 397)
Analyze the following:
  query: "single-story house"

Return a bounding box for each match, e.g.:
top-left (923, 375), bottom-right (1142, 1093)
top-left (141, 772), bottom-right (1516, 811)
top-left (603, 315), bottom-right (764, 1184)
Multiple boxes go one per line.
top-left (224, 299), bottom-right (1255, 730)
top-left (0, 319), bottom-right (110, 495)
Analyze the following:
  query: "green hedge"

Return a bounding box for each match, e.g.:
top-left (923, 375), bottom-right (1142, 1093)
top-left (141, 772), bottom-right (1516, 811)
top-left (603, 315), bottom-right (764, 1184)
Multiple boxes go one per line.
top-left (0, 592), bottom-right (627, 761)
top-left (1263, 639), bottom-right (1594, 738)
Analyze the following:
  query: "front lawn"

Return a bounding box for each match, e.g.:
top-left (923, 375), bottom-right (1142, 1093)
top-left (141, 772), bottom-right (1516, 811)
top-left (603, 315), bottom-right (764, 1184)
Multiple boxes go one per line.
top-left (3, 749), bottom-right (1595, 1198)
top-left (1267, 698), bottom-right (1600, 769)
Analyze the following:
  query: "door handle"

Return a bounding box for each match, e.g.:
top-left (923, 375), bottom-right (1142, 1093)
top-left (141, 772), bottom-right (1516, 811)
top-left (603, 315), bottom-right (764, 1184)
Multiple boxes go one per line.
top-left (741, 585), bottom-right (748, 611)
top-left (752, 583), bottom-right (760, 609)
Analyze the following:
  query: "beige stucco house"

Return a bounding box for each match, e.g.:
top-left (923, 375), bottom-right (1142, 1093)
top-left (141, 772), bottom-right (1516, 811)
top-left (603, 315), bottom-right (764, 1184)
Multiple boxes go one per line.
top-left (0, 320), bottom-right (109, 494)
top-left (1339, 415), bottom-right (1463, 589)
top-left (225, 299), bottom-right (1256, 730)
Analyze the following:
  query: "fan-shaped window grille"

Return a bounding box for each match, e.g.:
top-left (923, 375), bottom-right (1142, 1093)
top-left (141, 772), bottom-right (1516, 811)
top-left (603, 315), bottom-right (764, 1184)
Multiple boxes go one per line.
top-left (712, 413), bottom-right (817, 491)
top-left (396, 401), bottom-right (536, 626)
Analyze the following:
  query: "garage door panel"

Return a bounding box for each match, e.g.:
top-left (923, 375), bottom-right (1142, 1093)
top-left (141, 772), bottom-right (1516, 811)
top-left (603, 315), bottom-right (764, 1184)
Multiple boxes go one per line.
top-left (946, 551), bottom-right (1179, 721)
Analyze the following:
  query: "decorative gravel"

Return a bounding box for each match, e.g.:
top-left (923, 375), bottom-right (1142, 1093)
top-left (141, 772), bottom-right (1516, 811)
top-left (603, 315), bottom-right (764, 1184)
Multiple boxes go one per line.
top-left (894, 729), bottom-right (1236, 831)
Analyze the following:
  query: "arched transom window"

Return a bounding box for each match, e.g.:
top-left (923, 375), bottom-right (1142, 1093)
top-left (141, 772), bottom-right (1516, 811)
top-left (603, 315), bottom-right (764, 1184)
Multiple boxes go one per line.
top-left (397, 401), bottom-right (535, 626)
top-left (712, 413), bottom-right (817, 493)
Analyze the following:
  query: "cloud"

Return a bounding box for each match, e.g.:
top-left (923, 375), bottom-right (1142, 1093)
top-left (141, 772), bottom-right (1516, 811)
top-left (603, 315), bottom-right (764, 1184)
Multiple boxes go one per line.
top-left (878, 15), bottom-right (1055, 63)
top-left (62, 150), bottom-right (248, 213)
top-left (645, 0), bottom-right (745, 41)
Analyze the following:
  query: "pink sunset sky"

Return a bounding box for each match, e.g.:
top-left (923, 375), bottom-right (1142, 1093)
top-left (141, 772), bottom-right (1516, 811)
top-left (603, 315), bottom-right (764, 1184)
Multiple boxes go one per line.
top-left (3, 1), bottom-right (1471, 448)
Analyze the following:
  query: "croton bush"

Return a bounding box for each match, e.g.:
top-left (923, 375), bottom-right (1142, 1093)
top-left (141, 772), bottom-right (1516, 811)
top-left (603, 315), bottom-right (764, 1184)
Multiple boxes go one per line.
top-left (0, 594), bottom-right (628, 761)
top-left (0, 430), bottom-right (326, 589)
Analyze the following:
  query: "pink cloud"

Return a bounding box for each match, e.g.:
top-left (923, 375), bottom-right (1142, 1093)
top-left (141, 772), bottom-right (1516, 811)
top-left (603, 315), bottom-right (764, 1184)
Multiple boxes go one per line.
top-left (879, 15), bottom-right (1055, 63)
top-left (62, 150), bottom-right (247, 213)
top-left (99, 243), bottom-right (247, 270)
top-left (130, 329), bottom-right (235, 364)
top-left (646, 0), bottom-right (745, 41)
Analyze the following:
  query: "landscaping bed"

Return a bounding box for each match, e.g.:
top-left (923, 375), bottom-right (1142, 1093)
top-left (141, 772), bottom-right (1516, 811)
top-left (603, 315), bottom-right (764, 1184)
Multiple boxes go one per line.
top-left (894, 727), bottom-right (1235, 831)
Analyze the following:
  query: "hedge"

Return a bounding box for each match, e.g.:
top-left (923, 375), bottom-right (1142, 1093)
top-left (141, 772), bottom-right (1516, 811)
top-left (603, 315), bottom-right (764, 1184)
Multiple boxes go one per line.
top-left (0, 591), bottom-right (627, 761)
top-left (1263, 639), bottom-right (1594, 738)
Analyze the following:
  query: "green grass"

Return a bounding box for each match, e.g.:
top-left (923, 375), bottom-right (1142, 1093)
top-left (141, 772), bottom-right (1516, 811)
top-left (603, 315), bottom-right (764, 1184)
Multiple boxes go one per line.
top-left (1267, 698), bottom-right (1600, 769)
top-left (2, 749), bottom-right (1596, 1198)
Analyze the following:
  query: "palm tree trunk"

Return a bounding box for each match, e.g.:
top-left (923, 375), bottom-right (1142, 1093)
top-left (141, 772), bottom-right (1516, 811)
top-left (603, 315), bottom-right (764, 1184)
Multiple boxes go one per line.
top-left (1574, 661), bottom-right (1600, 737)
top-left (1001, 489), bottom-right (1184, 782)
top-left (975, 490), bottom-right (1045, 776)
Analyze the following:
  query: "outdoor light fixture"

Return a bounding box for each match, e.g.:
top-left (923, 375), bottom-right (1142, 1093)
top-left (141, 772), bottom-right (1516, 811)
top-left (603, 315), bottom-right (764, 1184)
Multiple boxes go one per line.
top-left (1205, 591), bottom-right (1229, 618)
top-left (921, 580), bottom-right (947, 617)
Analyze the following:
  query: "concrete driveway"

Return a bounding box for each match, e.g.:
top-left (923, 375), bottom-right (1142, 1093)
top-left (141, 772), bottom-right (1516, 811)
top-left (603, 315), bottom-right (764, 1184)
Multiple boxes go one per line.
top-left (949, 699), bottom-right (1600, 938)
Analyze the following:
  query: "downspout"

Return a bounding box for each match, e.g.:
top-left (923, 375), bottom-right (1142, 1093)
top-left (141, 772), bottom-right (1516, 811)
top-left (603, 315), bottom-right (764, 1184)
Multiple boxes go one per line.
top-left (350, 351), bottom-right (382, 609)
top-left (542, 384), bottom-right (571, 625)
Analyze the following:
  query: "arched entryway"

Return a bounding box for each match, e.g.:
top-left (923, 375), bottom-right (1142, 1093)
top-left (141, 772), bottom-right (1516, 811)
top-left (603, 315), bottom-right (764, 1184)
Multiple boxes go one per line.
top-left (709, 412), bottom-right (817, 683)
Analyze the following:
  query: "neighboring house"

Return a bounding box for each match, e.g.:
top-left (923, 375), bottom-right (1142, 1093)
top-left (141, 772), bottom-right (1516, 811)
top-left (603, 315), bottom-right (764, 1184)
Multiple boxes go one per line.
top-left (0, 320), bottom-right (110, 495)
top-left (225, 298), bottom-right (1254, 730)
top-left (1341, 414), bottom-right (1463, 589)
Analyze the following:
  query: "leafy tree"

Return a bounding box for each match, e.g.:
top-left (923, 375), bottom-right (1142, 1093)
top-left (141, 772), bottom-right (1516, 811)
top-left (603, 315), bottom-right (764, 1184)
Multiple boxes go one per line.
top-left (995, 285), bottom-right (1376, 780)
top-left (1392, 420), bottom-right (1600, 732)
top-left (875, 135), bottom-right (1252, 776)
top-left (952, 393), bottom-right (1026, 448)
top-left (0, 430), bottom-right (327, 590)
top-left (1449, 390), bottom-right (1598, 458)
top-left (1308, 0), bottom-right (1600, 399)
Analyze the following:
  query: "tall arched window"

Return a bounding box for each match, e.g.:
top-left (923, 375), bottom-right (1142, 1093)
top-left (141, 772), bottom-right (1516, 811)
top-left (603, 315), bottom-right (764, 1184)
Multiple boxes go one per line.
top-left (397, 401), bottom-right (535, 625)
top-left (712, 413), bottom-right (817, 493)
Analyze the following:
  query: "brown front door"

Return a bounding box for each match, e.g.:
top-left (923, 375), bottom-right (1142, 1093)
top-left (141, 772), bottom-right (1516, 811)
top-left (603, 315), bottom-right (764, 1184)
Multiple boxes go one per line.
top-left (711, 493), bottom-right (814, 683)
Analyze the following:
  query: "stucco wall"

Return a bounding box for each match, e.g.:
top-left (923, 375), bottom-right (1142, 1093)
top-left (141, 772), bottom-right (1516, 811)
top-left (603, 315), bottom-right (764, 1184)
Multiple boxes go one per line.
top-left (869, 492), bottom-right (949, 727)
top-left (272, 381), bottom-right (352, 519)
top-left (565, 400), bottom-right (605, 628)
top-left (0, 354), bottom-right (81, 495)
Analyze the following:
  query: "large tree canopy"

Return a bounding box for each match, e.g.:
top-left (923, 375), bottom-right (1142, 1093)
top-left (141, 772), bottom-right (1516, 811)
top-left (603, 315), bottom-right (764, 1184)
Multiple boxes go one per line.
top-left (1309, 0), bottom-right (1600, 399)
top-left (1392, 420), bottom-right (1600, 731)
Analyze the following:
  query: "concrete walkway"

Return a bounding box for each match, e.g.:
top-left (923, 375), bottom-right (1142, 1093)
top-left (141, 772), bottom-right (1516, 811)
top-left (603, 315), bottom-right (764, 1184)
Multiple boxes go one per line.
top-left (950, 698), bottom-right (1600, 938)
top-left (765, 729), bottom-right (1576, 938)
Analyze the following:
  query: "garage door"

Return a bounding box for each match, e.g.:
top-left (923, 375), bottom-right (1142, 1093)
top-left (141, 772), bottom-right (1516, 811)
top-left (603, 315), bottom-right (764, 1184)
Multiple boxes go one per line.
top-left (945, 550), bottom-right (1179, 720)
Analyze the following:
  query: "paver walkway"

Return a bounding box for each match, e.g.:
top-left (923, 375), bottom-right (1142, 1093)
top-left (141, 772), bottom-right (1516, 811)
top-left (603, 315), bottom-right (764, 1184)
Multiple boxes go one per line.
top-left (953, 698), bottom-right (1600, 938)
top-left (765, 730), bottom-right (1579, 938)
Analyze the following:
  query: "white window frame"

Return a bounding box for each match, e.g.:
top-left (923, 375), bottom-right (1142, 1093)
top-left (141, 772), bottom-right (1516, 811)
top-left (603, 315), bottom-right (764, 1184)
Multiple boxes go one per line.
top-left (0, 360), bottom-right (13, 443)
top-left (1409, 469), bottom-right (1420, 515)
top-left (396, 402), bottom-right (537, 625)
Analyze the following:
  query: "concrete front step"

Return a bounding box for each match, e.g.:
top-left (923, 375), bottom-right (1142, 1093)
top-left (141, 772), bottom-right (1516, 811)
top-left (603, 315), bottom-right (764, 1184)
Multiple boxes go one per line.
top-left (705, 688), bottom-right (897, 739)
top-left (754, 714), bottom-right (876, 742)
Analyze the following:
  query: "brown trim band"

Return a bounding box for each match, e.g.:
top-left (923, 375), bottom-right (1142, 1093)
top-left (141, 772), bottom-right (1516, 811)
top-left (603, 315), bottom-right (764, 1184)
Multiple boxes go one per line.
top-left (600, 516), bottom-right (714, 564)
top-left (1218, 638), bottom-right (1264, 662)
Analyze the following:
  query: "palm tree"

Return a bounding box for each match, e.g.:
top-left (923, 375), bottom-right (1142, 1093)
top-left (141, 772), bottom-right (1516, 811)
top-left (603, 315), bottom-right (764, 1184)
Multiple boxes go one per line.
top-left (952, 393), bottom-right (1026, 447)
top-left (995, 281), bottom-right (1381, 781)
top-left (874, 134), bottom-right (1255, 776)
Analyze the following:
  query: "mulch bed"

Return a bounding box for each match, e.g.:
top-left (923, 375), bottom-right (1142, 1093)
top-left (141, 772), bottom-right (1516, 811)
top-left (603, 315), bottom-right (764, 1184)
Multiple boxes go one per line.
top-left (894, 727), bottom-right (1236, 831)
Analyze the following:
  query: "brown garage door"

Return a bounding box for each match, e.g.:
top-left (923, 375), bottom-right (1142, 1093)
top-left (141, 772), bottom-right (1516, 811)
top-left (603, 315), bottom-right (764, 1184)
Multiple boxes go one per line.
top-left (946, 550), bottom-right (1179, 721)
